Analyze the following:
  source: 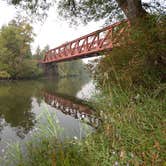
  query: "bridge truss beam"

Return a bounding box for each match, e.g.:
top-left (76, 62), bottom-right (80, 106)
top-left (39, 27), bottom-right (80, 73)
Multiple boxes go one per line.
top-left (42, 20), bottom-right (130, 63)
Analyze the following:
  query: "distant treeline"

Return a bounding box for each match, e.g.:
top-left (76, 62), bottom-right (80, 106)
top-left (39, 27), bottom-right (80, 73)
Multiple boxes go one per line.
top-left (57, 60), bottom-right (89, 78)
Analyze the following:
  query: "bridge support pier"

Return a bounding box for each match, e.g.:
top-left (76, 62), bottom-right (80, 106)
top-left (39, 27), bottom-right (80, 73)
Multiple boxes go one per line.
top-left (42, 63), bottom-right (59, 78)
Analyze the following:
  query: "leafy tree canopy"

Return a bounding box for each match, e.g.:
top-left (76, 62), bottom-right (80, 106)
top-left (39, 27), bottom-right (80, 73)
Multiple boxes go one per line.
top-left (6, 0), bottom-right (166, 24)
top-left (0, 18), bottom-right (42, 79)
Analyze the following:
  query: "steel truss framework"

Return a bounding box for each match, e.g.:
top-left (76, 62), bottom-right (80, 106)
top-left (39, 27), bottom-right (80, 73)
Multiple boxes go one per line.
top-left (42, 20), bottom-right (130, 63)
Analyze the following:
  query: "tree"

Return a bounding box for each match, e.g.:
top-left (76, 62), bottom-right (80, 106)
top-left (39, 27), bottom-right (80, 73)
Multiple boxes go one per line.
top-left (6, 0), bottom-right (165, 24)
top-left (34, 45), bottom-right (50, 60)
top-left (0, 18), bottom-right (42, 79)
top-left (58, 59), bottom-right (89, 78)
top-left (58, 0), bottom-right (146, 24)
top-left (58, 0), bottom-right (166, 24)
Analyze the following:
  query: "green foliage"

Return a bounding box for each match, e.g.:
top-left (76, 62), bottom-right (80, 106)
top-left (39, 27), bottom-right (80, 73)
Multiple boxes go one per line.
top-left (58, 0), bottom-right (124, 24)
top-left (14, 60), bottom-right (43, 78)
top-left (93, 16), bottom-right (166, 89)
top-left (0, 19), bottom-right (42, 79)
top-left (87, 87), bottom-right (166, 165)
top-left (58, 60), bottom-right (89, 78)
top-left (57, 0), bottom-right (165, 24)
top-left (6, 0), bottom-right (166, 24)
top-left (34, 45), bottom-right (50, 60)
top-left (0, 71), bottom-right (11, 79)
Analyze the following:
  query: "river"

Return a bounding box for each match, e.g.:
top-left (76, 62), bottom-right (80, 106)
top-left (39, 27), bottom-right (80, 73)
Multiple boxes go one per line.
top-left (0, 77), bottom-right (100, 156)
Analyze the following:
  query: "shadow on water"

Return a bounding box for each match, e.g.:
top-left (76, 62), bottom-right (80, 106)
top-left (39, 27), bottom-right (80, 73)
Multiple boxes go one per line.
top-left (0, 77), bottom-right (99, 154)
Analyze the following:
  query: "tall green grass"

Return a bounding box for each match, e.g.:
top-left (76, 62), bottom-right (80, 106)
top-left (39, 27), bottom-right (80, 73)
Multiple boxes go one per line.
top-left (90, 86), bottom-right (166, 165)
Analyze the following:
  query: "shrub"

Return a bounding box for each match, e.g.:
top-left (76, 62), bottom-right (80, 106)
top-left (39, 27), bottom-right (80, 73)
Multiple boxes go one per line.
top-left (93, 15), bottom-right (166, 89)
top-left (0, 70), bottom-right (11, 79)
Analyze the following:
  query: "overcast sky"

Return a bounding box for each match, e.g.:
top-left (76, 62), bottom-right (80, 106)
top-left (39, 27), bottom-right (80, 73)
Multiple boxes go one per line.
top-left (0, 1), bottom-right (106, 54)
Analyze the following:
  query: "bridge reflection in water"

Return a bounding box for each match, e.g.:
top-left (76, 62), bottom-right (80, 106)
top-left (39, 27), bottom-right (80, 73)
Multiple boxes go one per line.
top-left (43, 92), bottom-right (101, 128)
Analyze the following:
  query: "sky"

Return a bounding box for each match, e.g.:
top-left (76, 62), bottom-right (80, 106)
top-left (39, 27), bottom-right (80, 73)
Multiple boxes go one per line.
top-left (0, 1), bottom-right (105, 54)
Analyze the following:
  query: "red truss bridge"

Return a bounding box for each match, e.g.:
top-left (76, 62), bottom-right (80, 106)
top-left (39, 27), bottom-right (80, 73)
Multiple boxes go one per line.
top-left (42, 20), bottom-right (130, 64)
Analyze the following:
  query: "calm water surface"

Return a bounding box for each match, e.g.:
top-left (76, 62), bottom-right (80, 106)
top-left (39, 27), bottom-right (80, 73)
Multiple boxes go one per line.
top-left (0, 77), bottom-right (99, 156)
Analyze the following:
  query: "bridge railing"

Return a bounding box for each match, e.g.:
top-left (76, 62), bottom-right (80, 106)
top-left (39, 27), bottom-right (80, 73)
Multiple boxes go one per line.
top-left (43, 20), bottom-right (129, 63)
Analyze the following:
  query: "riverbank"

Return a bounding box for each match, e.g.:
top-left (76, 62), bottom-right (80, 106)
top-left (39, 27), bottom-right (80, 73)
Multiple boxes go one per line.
top-left (1, 84), bottom-right (165, 166)
top-left (88, 86), bottom-right (165, 165)
top-left (0, 74), bottom-right (88, 82)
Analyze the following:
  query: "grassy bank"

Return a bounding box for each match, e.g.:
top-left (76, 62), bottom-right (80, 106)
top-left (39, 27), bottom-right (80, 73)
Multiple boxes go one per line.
top-left (88, 86), bottom-right (166, 165)
top-left (1, 84), bottom-right (165, 166)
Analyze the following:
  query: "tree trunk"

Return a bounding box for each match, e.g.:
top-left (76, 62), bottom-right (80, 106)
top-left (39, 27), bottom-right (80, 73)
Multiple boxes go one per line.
top-left (116, 0), bottom-right (147, 21)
